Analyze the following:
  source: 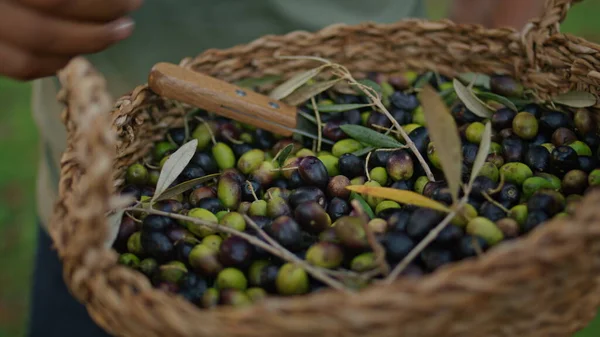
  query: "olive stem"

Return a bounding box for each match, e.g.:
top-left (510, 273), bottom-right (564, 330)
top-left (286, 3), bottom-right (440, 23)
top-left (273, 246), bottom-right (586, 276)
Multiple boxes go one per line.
top-left (125, 207), bottom-right (353, 293)
top-left (194, 116), bottom-right (217, 145)
top-left (310, 97), bottom-right (323, 153)
top-left (332, 68), bottom-right (436, 182)
top-left (383, 194), bottom-right (470, 284)
top-left (246, 180), bottom-right (259, 202)
top-left (364, 152), bottom-right (372, 182)
top-left (242, 214), bottom-right (353, 294)
top-left (481, 192), bottom-right (510, 213)
top-left (224, 133), bottom-right (244, 145)
top-left (351, 199), bottom-right (390, 276)
top-left (487, 172), bottom-right (506, 195)
top-left (271, 166), bottom-right (299, 172)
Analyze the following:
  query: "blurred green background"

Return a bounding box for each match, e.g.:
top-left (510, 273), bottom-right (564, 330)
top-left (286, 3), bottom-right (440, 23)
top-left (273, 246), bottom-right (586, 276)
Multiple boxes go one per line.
top-left (1, 1), bottom-right (600, 336)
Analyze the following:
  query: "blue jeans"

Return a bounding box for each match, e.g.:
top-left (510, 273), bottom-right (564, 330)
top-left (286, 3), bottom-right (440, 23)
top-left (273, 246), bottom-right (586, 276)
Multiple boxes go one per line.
top-left (27, 223), bottom-right (112, 337)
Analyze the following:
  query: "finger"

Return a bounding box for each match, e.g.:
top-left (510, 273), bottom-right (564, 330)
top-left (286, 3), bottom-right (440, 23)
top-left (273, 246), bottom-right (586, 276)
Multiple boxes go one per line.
top-left (0, 42), bottom-right (71, 81)
top-left (16, 0), bottom-right (144, 23)
top-left (0, 2), bottom-right (134, 56)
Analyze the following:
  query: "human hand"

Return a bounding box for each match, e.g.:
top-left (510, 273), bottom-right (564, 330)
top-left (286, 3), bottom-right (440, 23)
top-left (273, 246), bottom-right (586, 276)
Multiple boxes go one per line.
top-left (0, 0), bottom-right (142, 81)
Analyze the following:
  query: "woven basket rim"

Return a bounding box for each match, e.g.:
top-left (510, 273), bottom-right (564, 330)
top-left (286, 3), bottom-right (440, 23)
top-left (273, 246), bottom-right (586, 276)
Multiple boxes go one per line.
top-left (49, 1), bottom-right (600, 336)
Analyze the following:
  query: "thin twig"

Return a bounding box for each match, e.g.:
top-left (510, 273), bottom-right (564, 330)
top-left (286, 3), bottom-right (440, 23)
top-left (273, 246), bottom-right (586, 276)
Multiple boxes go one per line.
top-left (125, 207), bottom-right (352, 293)
top-left (383, 194), bottom-right (470, 284)
top-left (243, 215), bottom-right (352, 293)
top-left (310, 97), bottom-right (323, 152)
top-left (332, 68), bottom-right (435, 182)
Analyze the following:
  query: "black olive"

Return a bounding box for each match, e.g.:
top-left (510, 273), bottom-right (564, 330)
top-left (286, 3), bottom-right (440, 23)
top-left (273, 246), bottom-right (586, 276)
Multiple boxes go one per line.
top-left (525, 145), bottom-right (551, 172)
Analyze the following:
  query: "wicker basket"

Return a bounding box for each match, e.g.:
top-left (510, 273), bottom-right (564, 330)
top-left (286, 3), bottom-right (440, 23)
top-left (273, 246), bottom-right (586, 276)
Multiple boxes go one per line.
top-left (50, 0), bottom-right (600, 336)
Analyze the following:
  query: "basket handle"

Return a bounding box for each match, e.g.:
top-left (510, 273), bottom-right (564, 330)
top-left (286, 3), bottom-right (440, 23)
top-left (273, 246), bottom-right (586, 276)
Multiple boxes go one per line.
top-left (522, 0), bottom-right (583, 67)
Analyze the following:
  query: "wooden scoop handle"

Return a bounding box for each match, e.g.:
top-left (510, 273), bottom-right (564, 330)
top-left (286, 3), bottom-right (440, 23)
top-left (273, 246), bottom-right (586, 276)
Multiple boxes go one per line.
top-left (148, 62), bottom-right (298, 136)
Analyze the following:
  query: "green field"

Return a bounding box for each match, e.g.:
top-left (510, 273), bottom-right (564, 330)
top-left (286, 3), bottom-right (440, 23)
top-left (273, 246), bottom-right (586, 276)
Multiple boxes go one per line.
top-left (1, 2), bottom-right (600, 336)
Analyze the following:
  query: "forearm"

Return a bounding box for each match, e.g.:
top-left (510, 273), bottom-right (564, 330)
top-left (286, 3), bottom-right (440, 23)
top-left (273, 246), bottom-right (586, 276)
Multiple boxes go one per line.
top-left (449, 0), bottom-right (546, 30)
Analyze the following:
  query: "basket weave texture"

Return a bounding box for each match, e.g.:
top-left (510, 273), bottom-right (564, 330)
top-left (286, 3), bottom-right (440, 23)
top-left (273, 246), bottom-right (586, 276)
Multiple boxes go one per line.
top-left (50, 1), bottom-right (600, 336)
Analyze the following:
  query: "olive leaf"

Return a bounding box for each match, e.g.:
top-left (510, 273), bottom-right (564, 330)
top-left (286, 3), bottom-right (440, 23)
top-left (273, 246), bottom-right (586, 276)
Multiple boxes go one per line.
top-left (104, 209), bottom-right (126, 249)
top-left (269, 65), bottom-right (330, 101)
top-left (457, 73), bottom-right (491, 89)
top-left (306, 103), bottom-right (373, 113)
top-left (272, 143), bottom-right (296, 168)
top-left (349, 192), bottom-right (375, 219)
top-left (475, 92), bottom-right (518, 112)
top-left (346, 185), bottom-right (451, 213)
top-left (234, 75), bottom-right (282, 89)
top-left (413, 72), bottom-right (434, 89)
top-left (152, 138), bottom-right (198, 203)
top-left (154, 173), bottom-right (221, 202)
top-left (552, 91), bottom-right (597, 108)
top-left (355, 79), bottom-right (382, 98)
top-left (419, 84), bottom-right (463, 203)
top-left (453, 78), bottom-right (493, 118)
top-left (283, 78), bottom-right (342, 106)
top-left (340, 125), bottom-right (404, 149)
top-left (353, 146), bottom-right (375, 157)
top-left (468, 122), bottom-right (492, 186)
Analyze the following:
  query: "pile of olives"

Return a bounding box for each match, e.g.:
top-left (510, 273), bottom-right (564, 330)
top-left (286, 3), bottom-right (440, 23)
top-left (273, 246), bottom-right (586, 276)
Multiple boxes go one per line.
top-left (114, 71), bottom-right (600, 309)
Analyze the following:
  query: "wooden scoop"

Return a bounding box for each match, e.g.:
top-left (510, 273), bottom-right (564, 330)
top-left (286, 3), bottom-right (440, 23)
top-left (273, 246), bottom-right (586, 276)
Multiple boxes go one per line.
top-left (148, 62), bottom-right (328, 143)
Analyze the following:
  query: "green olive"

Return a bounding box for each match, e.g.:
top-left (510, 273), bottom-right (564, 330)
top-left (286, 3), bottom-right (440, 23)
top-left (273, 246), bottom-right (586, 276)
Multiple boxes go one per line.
top-left (216, 268), bottom-right (248, 291)
top-left (126, 163), bottom-right (149, 185)
top-left (512, 112), bottom-right (538, 140)
top-left (153, 141), bottom-right (177, 161)
top-left (499, 162), bottom-right (533, 186)
top-left (589, 169), bottom-right (600, 186)
top-left (192, 123), bottom-right (214, 151)
top-left (427, 142), bottom-right (442, 169)
top-left (412, 106), bottom-right (426, 126)
top-left (466, 122), bottom-right (486, 144)
top-left (127, 231), bottom-right (144, 255)
top-left (249, 200), bottom-right (268, 217)
top-left (363, 180), bottom-right (384, 208)
top-left (318, 154), bottom-right (340, 177)
top-left (509, 205), bottom-right (528, 228)
top-left (375, 200), bottom-right (401, 216)
top-left (212, 142), bottom-right (236, 170)
top-left (276, 263), bottom-right (310, 296)
top-left (466, 217), bottom-right (504, 245)
top-left (219, 212), bottom-right (246, 236)
top-left (246, 288), bottom-right (268, 303)
top-left (202, 288), bottom-right (220, 309)
top-left (158, 261), bottom-right (188, 283)
top-left (201, 235), bottom-right (223, 252)
top-left (118, 253), bottom-right (140, 269)
top-left (306, 242), bottom-right (344, 269)
top-left (350, 252), bottom-right (377, 272)
top-left (451, 203), bottom-right (478, 227)
top-left (369, 167), bottom-right (388, 186)
top-left (414, 176), bottom-right (429, 195)
top-left (332, 139), bottom-right (364, 157)
top-left (479, 161), bottom-right (500, 183)
top-left (187, 208), bottom-right (218, 238)
top-left (237, 149), bottom-right (265, 174)
top-left (569, 140), bottom-right (592, 156)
